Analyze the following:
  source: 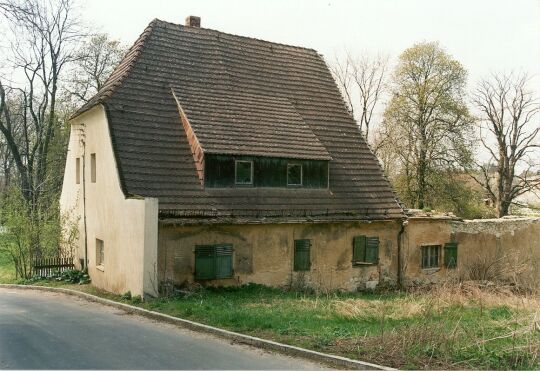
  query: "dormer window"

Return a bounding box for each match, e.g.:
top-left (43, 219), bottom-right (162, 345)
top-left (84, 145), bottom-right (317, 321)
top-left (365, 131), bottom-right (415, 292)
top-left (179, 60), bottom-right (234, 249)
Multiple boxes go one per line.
top-left (287, 163), bottom-right (302, 186)
top-left (205, 155), bottom-right (328, 189)
top-left (235, 160), bottom-right (253, 185)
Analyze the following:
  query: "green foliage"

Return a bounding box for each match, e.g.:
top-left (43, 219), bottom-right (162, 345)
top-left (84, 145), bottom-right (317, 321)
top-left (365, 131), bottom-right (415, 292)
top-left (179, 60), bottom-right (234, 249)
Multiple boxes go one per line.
top-left (378, 41), bottom-right (476, 211)
top-left (0, 235), bottom-right (15, 282)
top-left (55, 269), bottom-right (90, 284)
top-left (130, 284), bottom-right (539, 369)
top-left (120, 291), bottom-right (142, 304)
top-left (0, 187), bottom-right (79, 279)
top-left (22, 268), bottom-right (90, 284)
top-left (427, 172), bottom-right (496, 219)
top-left (393, 171), bottom-right (496, 218)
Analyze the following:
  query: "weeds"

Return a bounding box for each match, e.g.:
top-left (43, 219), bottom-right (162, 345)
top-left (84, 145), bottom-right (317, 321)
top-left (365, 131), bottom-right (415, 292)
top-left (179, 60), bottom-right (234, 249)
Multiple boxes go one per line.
top-left (134, 282), bottom-right (540, 369)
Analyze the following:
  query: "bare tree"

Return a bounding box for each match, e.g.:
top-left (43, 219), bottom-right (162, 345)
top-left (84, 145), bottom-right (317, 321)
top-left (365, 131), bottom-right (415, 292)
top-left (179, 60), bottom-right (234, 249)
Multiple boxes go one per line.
top-left (0, 0), bottom-right (84, 204)
top-left (0, 0), bottom-right (84, 266)
top-left (0, 137), bottom-right (13, 191)
top-left (471, 72), bottom-right (540, 217)
top-left (64, 33), bottom-right (127, 105)
top-left (331, 52), bottom-right (388, 140)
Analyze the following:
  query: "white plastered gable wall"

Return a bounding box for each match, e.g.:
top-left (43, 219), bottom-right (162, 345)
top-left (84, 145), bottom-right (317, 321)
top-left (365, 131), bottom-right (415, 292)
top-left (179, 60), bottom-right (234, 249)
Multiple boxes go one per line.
top-left (60, 105), bottom-right (158, 297)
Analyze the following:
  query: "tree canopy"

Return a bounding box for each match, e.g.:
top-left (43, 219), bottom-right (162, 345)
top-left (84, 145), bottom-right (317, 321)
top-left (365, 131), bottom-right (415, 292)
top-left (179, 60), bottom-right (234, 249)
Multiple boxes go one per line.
top-left (377, 41), bottom-right (475, 210)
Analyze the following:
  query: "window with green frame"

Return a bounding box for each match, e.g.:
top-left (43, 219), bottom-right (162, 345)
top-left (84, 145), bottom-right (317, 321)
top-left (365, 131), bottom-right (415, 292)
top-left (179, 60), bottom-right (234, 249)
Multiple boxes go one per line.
top-left (352, 235), bottom-right (379, 264)
top-left (194, 244), bottom-right (233, 280)
top-left (444, 242), bottom-right (458, 268)
top-left (421, 245), bottom-right (440, 269)
top-left (287, 163), bottom-right (302, 186)
top-left (235, 160), bottom-right (253, 185)
top-left (294, 239), bottom-right (311, 271)
top-left (204, 155), bottom-right (328, 189)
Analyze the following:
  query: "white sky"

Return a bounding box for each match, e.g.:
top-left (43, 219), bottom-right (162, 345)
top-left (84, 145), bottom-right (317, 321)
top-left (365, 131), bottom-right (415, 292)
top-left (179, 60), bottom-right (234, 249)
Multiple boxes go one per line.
top-left (79, 0), bottom-right (540, 167)
top-left (82, 0), bottom-right (540, 87)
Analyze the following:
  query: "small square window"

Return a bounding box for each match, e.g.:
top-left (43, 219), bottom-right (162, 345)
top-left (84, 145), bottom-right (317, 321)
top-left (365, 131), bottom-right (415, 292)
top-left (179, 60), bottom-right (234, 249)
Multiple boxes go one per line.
top-left (90, 153), bottom-right (96, 183)
top-left (96, 239), bottom-right (104, 267)
top-left (235, 160), bottom-right (253, 185)
top-left (421, 245), bottom-right (440, 269)
top-left (76, 158), bottom-right (80, 184)
top-left (287, 163), bottom-right (302, 186)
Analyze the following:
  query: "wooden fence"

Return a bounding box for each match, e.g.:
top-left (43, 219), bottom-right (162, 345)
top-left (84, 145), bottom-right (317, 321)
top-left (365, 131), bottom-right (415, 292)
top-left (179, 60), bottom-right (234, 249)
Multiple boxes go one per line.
top-left (32, 257), bottom-right (74, 277)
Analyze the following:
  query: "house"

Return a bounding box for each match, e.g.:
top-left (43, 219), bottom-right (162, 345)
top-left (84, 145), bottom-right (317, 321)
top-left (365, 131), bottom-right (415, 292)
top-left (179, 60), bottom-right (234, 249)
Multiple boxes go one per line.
top-left (60, 16), bottom-right (406, 297)
top-left (515, 171), bottom-right (540, 211)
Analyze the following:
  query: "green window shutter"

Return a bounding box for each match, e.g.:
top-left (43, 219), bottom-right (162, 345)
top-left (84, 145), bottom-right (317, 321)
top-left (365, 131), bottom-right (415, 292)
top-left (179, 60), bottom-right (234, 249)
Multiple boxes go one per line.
top-left (444, 242), bottom-right (458, 268)
top-left (366, 237), bottom-right (380, 264)
top-left (195, 245), bottom-right (216, 280)
top-left (353, 235), bottom-right (366, 263)
top-left (294, 239), bottom-right (311, 271)
top-left (215, 244), bottom-right (233, 278)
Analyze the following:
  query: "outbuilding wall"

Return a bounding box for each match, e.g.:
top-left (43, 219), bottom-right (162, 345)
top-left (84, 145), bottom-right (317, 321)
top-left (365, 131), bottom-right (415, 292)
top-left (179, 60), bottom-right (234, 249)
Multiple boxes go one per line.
top-left (403, 217), bottom-right (540, 288)
top-left (158, 217), bottom-right (540, 292)
top-left (158, 220), bottom-right (402, 292)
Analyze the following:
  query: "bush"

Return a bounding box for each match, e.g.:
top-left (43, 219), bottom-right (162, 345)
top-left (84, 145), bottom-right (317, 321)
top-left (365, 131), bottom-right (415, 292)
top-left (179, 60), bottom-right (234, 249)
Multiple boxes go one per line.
top-left (0, 187), bottom-right (79, 280)
top-left (56, 269), bottom-right (90, 284)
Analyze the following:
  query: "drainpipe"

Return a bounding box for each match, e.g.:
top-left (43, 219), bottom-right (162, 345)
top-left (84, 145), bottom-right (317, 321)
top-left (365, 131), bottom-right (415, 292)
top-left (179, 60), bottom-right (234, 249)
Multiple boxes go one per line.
top-left (397, 218), bottom-right (408, 289)
top-left (82, 150), bottom-right (88, 270)
top-left (79, 124), bottom-right (88, 270)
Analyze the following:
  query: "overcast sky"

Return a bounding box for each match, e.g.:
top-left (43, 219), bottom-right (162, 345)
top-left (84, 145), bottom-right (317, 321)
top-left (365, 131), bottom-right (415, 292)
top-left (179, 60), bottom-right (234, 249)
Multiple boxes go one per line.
top-left (82, 0), bottom-right (540, 87)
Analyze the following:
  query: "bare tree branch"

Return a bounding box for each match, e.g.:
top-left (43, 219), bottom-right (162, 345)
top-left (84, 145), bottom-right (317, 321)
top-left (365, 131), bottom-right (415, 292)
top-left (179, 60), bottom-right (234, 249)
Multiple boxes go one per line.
top-left (331, 51), bottom-right (388, 141)
top-left (471, 72), bottom-right (540, 217)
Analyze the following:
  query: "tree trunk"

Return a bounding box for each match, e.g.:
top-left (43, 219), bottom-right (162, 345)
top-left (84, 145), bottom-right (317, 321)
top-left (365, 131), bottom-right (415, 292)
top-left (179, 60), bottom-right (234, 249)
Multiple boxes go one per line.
top-left (417, 151), bottom-right (427, 209)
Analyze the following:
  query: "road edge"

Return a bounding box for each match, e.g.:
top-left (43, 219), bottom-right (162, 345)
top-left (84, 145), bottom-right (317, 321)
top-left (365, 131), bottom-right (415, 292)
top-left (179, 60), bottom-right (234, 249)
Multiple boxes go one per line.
top-left (0, 284), bottom-right (395, 370)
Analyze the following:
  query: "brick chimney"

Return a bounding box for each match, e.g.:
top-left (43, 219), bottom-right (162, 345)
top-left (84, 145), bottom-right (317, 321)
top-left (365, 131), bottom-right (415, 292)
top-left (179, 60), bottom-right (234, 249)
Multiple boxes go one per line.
top-left (185, 16), bottom-right (201, 27)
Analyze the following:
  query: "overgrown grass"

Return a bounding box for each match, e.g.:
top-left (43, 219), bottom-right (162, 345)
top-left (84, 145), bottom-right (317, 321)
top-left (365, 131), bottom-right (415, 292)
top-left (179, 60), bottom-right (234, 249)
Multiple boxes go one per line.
top-left (133, 283), bottom-right (539, 369)
top-left (1, 242), bottom-right (538, 369)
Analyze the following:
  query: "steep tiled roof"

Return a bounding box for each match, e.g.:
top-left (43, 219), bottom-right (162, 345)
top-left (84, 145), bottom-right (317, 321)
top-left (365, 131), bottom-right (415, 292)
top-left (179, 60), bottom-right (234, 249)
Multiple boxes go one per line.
top-left (73, 19), bottom-right (405, 220)
top-left (172, 87), bottom-right (331, 160)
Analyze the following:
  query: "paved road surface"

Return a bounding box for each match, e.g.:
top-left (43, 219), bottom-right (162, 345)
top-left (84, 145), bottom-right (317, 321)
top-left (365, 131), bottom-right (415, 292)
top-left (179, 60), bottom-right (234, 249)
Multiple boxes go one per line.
top-left (0, 288), bottom-right (326, 370)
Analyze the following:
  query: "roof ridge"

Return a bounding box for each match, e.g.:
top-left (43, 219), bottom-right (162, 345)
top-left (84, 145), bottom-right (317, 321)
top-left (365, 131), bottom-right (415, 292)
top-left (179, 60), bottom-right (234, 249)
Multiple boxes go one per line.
top-left (153, 18), bottom-right (318, 54)
top-left (70, 19), bottom-right (159, 119)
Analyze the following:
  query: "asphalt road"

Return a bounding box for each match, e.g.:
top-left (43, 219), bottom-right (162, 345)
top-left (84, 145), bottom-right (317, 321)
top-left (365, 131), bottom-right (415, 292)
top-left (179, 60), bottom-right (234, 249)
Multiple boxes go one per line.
top-left (0, 288), bottom-right (326, 370)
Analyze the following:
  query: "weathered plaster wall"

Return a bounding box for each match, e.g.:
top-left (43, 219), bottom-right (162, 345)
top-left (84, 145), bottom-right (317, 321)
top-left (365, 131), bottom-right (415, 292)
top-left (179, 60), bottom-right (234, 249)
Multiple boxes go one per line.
top-left (59, 105), bottom-right (158, 297)
top-left (159, 217), bottom-right (539, 292)
top-left (403, 217), bottom-right (540, 287)
top-left (158, 220), bottom-right (401, 292)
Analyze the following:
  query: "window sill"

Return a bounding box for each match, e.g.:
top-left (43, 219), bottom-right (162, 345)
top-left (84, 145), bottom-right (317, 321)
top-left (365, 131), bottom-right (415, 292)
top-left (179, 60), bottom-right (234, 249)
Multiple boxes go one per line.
top-left (352, 262), bottom-right (377, 267)
top-left (96, 265), bottom-right (105, 272)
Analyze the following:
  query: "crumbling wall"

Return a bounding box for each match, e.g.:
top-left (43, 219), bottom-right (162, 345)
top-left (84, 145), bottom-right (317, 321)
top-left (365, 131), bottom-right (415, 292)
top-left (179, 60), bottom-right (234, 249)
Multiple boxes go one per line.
top-left (404, 217), bottom-right (540, 289)
top-left (157, 216), bottom-right (540, 293)
top-left (158, 220), bottom-right (401, 293)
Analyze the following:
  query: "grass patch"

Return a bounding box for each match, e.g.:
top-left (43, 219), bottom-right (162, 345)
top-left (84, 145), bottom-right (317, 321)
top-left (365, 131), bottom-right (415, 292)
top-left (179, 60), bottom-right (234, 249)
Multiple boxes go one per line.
top-left (133, 283), bottom-right (540, 369)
